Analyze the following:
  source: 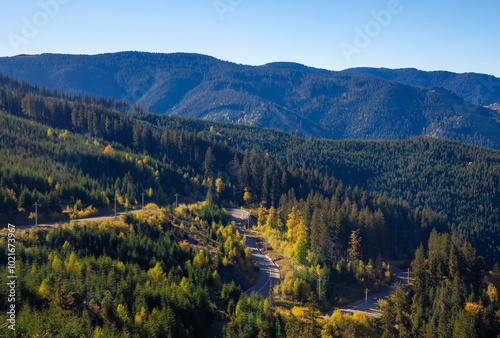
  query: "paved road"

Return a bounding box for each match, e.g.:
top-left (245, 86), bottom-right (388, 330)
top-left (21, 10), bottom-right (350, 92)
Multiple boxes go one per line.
top-left (17, 210), bottom-right (140, 230)
top-left (226, 208), bottom-right (281, 298)
top-left (323, 266), bottom-right (410, 318)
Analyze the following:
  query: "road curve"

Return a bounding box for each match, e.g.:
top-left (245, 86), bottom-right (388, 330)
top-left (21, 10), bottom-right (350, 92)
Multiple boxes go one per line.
top-left (226, 208), bottom-right (280, 298)
top-left (16, 210), bottom-right (141, 230)
top-left (323, 266), bottom-right (410, 317)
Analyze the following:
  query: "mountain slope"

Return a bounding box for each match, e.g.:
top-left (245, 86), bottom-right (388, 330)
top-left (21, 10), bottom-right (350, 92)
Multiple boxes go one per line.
top-left (138, 113), bottom-right (500, 265)
top-left (0, 73), bottom-right (446, 274)
top-left (341, 67), bottom-right (500, 106)
top-left (1, 52), bottom-right (500, 148)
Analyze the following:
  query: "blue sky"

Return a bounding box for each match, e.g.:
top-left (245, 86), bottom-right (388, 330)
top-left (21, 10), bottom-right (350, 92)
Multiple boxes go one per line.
top-left (1, 0), bottom-right (499, 76)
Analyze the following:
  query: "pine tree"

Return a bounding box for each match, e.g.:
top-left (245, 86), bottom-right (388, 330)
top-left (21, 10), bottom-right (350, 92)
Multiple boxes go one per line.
top-left (294, 229), bottom-right (308, 266)
top-left (204, 147), bottom-right (216, 179)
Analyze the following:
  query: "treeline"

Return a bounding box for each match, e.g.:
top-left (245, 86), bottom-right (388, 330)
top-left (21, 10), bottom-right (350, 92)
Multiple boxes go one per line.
top-left (0, 73), bottom-right (132, 112)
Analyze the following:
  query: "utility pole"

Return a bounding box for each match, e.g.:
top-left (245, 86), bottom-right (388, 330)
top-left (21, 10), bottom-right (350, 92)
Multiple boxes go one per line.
top-left (175, 193), bottom-right (180, 208)
top-left (113, 197), bottom-right (117, 217)
top-left (33, 202), bottom-right (39, 226)
top-left (365, 288), bottom-right (369, 309)
top-left (140, 192), bottom-right (145, 211)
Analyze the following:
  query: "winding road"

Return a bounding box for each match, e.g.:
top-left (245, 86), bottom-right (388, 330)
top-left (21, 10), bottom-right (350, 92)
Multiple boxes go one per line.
top-left (17, 205), bottom-right (407, 315)
top-left (16, 210), bottom-right (140, 230)
top-left (323, 266), bottom-right (411, 317)
top-left (226, 208), bottom-right (281, 298)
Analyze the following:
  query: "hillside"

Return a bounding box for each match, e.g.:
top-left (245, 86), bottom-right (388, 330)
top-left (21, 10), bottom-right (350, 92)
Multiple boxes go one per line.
top-left (3, 68), bottom-right (493, 264)
top-left (0, 72), bottom-right (499, 337)
top-left (341, 67), bottom-right (500, 106)
top-left (0, 74), bottom-right (453, 336)
top-left (0, 74), bottom-right (433, 262)
top-left (139, 113), bottom-right (500, 266)
top-left (1, 52), bottom-right (499, 148)
top-left (0, 203), bottom-right (259, 337)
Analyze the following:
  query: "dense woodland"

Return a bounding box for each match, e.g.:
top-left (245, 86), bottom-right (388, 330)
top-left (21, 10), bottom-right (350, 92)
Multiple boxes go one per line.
top-left (0, 74), bottom-right (498, 336)
top-left (377, 230), bottom-right (500, 337)
top-left (141, 113), bottom-right (500, 266)
top-left (4, 203), bottom-right (495, 337)
top-left (0, 203), bottom-right (255, 337)
top-left (0, 74), bottom-right (444, 263)
top-left (340, 67), bottom-right (500, 106)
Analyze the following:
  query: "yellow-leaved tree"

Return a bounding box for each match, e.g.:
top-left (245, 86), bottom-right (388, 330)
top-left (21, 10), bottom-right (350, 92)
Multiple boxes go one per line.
top-left (216, 177), bottom-right (225, 194)
top-left (58, 130), bottom-right (69, 141)
top-left (347, 229), bottom-right (361, 262)
top-left (487, 284), bottom-right (498, 303)
top-left (193, 251), bottom-right (209, 267)
top-left (117, 304), bottom-right (129, 322)
top-left (266, 207), bottom-right (283, 230)
top-left (103, 144), bottom-right (115, 155)
top-left (147, 262), bottom-right (165, 283)
top-left (257, 204), bottom-right (268, 228)
top-left (286, 207), bottom-right (304, 243)
top-left (243, 188), bottom-right (252, 206)
top-left (52, 255), bottom-right (63, 271)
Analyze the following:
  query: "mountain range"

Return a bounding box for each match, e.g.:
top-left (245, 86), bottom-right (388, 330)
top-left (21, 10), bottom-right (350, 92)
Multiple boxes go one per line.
top-left (0, 51), bottom-right (499, 148)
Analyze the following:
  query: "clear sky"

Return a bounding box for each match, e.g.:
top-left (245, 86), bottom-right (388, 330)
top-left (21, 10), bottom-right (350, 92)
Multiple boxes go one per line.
top-left (1, 0), bottom-right (499, 76)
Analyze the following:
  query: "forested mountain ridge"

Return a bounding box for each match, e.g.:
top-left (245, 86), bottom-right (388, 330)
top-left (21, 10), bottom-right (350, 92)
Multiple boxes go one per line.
top-left (0, 69), bottom-right (497, 265)
top-left (1, 52), bottom-right (499, 148)
top-left (0, 73), bottom-right (435, 264)
top-left (0, 74), bottom-right (456, 336)
top-left (266, 62), bottom-right (500, 106)
top-left (140, 113), bottom-right (500, 266)
top-left (340, 67), bottom-right (500, 106)
top-left (0, 69), bottom-right (499, 336)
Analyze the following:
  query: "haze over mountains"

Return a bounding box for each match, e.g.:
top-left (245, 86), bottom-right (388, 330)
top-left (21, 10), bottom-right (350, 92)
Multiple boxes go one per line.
top-left (0, 51), bottom-right (499, 148)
